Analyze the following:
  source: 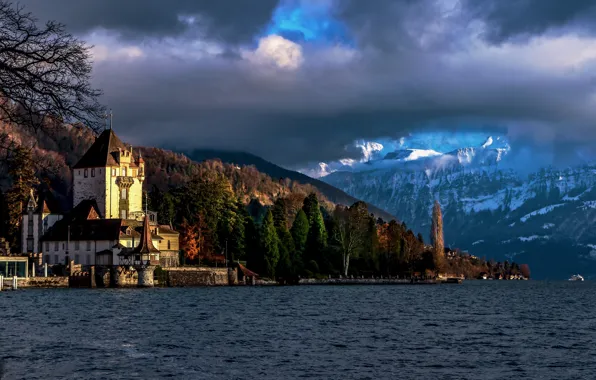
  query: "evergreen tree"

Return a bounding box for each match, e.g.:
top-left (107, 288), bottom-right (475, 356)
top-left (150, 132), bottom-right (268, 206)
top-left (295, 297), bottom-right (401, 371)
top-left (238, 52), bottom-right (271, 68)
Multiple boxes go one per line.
top-left (271, 198), bottom-right (289, 229)
top-left (271, 199), bottom-right (294, 279)
top-left (227, 200), bottom-right (247, 261)
top-left (430, 200), bottom-right (445, 273)
top-left (244, 215), bottom-right (261, 272)
top-left (302, 193), bottom-right (327, 270)
top-left (290, 209), bottom-right (308, 274)
top-left (259, 210), bottom-right (279, 279)
top-left (148, 185), bottom-right (175, 225)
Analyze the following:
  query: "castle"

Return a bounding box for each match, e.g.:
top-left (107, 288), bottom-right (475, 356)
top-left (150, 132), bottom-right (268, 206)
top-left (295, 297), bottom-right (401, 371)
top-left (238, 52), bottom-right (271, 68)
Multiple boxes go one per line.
top-left (21, 128), bottom-right (180, 267)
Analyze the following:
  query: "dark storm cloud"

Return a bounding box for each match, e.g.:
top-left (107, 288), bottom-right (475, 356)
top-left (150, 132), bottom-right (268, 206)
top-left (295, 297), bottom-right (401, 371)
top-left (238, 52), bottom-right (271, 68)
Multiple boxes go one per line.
top-left (93, 49), bottom-right (596, 166)
top-left (461, 0), bottom-right (596, 43)
top-left (16, 0), bottom-right (279, 43)
top-left (12, 0), bottom-right (596, 166)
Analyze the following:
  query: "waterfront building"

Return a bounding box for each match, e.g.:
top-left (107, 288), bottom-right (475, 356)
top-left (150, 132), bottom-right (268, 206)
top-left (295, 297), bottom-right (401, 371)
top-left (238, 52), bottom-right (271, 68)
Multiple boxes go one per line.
top-left (0, 238), bottom-right (29, 278)
top-left (22, 128), bottom-right (180, 267)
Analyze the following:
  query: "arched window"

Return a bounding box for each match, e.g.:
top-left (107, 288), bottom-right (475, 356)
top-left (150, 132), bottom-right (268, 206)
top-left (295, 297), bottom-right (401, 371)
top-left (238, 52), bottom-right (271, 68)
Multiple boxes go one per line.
top-left (121, 188), bottom-right (127, 200)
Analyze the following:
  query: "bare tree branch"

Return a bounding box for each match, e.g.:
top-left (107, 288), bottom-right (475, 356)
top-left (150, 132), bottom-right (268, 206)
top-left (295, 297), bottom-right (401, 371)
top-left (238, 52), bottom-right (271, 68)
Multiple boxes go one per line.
top-left (0, 1), bottom-right (105, 135)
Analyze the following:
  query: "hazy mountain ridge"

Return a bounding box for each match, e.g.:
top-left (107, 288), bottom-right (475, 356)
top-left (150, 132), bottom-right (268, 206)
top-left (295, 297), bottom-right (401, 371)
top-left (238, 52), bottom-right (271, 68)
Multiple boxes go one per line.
top-left (183, 149), bottom-right (396, 222)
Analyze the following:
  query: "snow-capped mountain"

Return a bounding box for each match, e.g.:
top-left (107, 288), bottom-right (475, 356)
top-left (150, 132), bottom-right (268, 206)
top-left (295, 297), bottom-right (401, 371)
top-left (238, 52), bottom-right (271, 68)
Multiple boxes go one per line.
top-left (322, 158), bottom-right (596, 279)
top-left (299, 132), bottom-right (511, 178)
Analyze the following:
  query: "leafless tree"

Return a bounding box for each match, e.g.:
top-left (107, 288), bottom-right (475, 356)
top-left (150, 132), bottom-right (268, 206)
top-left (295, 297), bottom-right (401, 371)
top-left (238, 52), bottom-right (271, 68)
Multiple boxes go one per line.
top-left (333, 201), bottom-right (369, 276)
top-left (0, 1), bottom-right (105, 137)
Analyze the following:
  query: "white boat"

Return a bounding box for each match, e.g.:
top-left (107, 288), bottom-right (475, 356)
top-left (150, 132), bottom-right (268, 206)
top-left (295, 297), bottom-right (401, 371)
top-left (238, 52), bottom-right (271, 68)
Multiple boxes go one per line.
top-left (569, 274), bottom-right (584, 281)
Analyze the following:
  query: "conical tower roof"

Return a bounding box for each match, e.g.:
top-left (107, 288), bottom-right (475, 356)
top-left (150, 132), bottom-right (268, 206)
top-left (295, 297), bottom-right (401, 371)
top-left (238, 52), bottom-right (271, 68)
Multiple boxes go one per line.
top-left (133, 215), bottom-right (160, 254)
top-left (73, 129), bottom-right (128, 168)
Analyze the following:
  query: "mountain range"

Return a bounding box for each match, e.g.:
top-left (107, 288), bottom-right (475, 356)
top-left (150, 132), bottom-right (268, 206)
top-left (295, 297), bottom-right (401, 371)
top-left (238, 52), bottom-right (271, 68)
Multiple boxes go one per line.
top-left (318, 139), bottom-right (596, 280)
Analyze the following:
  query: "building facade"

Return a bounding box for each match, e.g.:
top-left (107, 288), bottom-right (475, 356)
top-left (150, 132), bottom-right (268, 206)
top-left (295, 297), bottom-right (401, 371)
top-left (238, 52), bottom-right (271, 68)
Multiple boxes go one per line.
top-left (21, 190), bottom-right (63, 254)
top-left (25, 128), bottom-right (179, 267)
top-left (72, 129), bottom-right (145, 219)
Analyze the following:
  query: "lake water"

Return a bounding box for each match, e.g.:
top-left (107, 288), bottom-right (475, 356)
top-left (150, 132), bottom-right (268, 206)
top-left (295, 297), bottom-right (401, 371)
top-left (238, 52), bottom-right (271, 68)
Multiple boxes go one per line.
top-left (1, 282), bottom-right (595, 379)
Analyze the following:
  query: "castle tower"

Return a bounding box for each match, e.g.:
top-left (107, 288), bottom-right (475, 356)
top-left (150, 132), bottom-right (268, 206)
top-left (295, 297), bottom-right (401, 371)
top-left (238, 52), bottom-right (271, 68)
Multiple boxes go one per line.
top-left (72, 129), bottom-right (145, 219)
top-left (132, 214), bottom-right (160, 287)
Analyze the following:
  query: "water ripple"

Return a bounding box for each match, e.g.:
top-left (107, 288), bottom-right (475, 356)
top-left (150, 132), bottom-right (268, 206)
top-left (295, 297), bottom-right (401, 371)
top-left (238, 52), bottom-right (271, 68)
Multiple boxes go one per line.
top-left (0, 281), bottom-right (595, 379)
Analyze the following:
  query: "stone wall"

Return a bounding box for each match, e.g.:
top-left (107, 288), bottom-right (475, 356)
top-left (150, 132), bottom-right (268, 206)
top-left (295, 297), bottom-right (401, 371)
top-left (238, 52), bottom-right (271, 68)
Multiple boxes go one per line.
top-left (18, 277), bottom-right (69, 288)
top-left (166, 267), bottom-right (236, 286)
top-left (73, 168), bottom-right (108, 217)
top-left (110, 266), bottom-right (138, 287)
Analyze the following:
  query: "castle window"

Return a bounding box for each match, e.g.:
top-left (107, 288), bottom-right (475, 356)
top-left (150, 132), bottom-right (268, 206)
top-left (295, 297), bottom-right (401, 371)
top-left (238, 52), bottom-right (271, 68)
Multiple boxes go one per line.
top-left (27, 219), bottom-right (33, 235)
top-left (122, 167), bottom-right (127, 176)
top-left (75, 241), bottom-right (80, 250)
top-left (91, 168), bottom-right (95, 177)
top-left (54, 255), bottom-right (58, 264)
top-left (121, 188), bottom-right (127, 200)
top-left (75, 254), bottom-right (80, 264)
top-left (99, 169), bottom-right (102, 174)
top-left (54, 242), bottom-right (59, 251)
top-left (167, 240), bottom-right (171, 250)
top-left (112, 168), bottom-right (117, 176)
top-left (43, 219), bottom-right (48, 233)
top-left (121, 210), bottom-right (127, 219)
top-left (86, 241), bottom-right (91, 251)
top-left (84, 169), bottom-right (88, 178)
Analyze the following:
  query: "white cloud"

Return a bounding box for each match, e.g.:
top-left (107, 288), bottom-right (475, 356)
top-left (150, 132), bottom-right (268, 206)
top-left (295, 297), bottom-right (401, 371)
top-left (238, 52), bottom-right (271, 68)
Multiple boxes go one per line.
top-left (91, 45), bottom-right (144, 62)
top-left (450, 35), bottom-right (596, 73)
top-left (242, 34), bottom-right (304, 70)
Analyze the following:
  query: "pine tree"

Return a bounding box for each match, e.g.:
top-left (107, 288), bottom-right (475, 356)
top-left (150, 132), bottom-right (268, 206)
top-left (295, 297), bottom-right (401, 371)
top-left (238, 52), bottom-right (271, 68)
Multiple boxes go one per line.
top-left (271, 198), bottom-right (289, 229)
top-left (228, 200), bottom-right (247, 261)
top-left (244, 215), bottom-right (261, 273)
top-left (302, 193), bottom-right (327, 270)
top-left (290, 209), bottom-right (309, 274)
top-left (260, 210), bottom-right (279, 279)
top-left (430, 200), bottom-right (445, 273)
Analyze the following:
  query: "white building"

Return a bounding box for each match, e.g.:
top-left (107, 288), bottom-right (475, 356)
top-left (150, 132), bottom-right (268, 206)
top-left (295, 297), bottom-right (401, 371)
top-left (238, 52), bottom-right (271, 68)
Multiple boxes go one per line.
top-left (21, 190), bottom-right (63, 254)
top-left (23, 128), bottom-right (180, 267)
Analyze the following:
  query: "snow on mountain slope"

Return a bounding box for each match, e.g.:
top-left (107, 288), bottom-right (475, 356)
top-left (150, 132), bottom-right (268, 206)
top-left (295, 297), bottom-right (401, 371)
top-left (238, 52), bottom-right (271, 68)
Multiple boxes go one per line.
top-left (383, 149), bottom-right (442, 161)
top-left (481, 136), bottom-right (493, 148)
top-left (297, 132), bottom-right (511, 178)
top-left (323, 162), bottom-right (596, 279)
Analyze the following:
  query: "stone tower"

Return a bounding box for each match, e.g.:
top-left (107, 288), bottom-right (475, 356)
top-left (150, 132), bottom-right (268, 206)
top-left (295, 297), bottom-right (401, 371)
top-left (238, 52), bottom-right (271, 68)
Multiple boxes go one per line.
top-left (72, 129), bottom-right (145, 219)
top-left (132, 214), bottom-right (160, 287)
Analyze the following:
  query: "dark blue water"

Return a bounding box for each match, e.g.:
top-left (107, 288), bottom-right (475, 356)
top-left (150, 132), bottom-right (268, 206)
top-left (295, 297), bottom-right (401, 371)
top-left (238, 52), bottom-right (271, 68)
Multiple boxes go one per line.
top-left (1, 282), bottom-right (595, 379)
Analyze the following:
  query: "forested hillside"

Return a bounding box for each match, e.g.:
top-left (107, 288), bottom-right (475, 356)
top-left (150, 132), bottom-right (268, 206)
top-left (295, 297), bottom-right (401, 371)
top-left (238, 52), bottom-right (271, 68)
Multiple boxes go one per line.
top-left (0, 123), bottom-right (523, 280)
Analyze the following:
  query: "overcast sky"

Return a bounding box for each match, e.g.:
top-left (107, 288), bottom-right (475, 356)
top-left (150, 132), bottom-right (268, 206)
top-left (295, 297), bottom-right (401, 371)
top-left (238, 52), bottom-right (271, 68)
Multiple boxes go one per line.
top-left (17, 0), bottom-right (596, 166)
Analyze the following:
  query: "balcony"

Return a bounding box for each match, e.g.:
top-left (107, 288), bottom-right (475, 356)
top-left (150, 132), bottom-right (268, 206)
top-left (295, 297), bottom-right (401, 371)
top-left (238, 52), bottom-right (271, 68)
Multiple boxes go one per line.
top-left (115, 176), bottom-right (134, 187)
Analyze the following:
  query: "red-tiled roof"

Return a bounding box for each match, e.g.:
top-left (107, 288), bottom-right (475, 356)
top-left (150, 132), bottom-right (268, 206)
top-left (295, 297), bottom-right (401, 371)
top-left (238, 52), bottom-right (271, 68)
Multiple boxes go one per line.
top-left (238, 263), bottom-right (259, 277)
